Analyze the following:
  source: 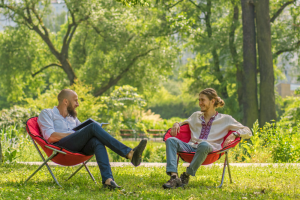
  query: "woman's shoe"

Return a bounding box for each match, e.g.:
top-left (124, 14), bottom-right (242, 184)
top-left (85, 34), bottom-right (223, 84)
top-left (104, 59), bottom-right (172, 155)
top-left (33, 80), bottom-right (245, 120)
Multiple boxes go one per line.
top-left (103, 180), bottom-right (121, 190)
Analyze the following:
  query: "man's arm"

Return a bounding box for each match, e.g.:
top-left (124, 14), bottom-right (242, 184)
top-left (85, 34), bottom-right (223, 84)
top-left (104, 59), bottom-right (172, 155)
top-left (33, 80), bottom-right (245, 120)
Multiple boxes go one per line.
top-left (38, 110), bottom-right (72, 143)
top-left (170, 112), bottom-right (200, 136)
top-left (223, 116), bottom-right (252, 146)
top-left (48, 132), bottom-right (72, 143)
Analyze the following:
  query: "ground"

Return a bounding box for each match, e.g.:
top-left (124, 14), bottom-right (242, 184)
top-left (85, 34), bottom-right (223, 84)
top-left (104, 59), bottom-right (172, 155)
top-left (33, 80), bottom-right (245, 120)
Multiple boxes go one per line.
top-left (0, 162), bottom-right (299, 200)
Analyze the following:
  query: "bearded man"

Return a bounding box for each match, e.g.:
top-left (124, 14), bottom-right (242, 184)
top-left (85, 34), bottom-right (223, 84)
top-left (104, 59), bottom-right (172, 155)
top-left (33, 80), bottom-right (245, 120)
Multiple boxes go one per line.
top-left (162, 88), bottom-right (252, 189)
top-left (38, 89), bottom-right (147, 189)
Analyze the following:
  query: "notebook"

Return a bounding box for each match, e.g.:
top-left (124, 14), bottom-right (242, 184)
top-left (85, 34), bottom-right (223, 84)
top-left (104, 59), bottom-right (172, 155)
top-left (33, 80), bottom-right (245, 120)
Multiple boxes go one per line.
top-left (72, 118), bottom-right (110, 131)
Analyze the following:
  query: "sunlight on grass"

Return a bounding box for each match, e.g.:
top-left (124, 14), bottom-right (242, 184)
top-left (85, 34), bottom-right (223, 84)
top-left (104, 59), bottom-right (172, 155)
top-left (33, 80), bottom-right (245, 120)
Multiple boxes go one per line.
top-left (0, 164), bottom-right (299, 199)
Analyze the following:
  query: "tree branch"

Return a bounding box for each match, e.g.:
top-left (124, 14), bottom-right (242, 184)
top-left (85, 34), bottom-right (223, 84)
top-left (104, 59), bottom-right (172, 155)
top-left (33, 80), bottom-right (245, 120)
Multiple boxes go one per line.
top-left (94, 47), bottom-right (160, 96)
top-left (167, 0), bottom-right (184, 10)
top-left (270, 0), bottom-right (295, 23)
top-left (188, 0), bottom-right (203, 10)
top-left (31, 63), bottom-right (62, 77)
top-left (31, 3), bottom-right (49, 36)
top-left (274, 40), bottom-right (300, 56)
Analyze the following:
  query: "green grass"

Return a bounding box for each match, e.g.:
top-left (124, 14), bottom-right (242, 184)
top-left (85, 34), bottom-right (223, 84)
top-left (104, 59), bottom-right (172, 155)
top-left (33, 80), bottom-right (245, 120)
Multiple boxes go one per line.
top-left (0, 162), bottom-right (299, 200)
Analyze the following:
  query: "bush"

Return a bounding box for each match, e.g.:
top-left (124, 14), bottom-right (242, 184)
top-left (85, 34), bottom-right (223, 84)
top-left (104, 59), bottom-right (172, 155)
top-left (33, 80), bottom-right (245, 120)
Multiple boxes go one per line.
top-left (233, 120), bottom-right (300, 163)
top-left (0, 106), bottom-right (39, 129)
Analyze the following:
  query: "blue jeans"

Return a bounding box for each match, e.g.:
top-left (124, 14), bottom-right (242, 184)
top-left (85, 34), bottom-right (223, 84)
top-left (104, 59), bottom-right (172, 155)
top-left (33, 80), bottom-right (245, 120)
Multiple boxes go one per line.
top-left (55, 122), bottom-right (132, 183)
top-left (166, 137), bottom-right (213, 176)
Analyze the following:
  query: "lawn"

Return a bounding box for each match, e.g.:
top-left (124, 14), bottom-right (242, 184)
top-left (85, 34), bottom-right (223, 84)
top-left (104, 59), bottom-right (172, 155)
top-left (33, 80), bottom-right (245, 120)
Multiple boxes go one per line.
top-left (0, 162), bottom-right (299, 200)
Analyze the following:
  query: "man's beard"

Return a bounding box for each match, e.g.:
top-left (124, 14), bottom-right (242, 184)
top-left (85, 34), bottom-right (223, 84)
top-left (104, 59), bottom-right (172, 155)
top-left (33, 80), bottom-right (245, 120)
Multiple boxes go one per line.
top-left (67, 104), bottom-right (77, 118)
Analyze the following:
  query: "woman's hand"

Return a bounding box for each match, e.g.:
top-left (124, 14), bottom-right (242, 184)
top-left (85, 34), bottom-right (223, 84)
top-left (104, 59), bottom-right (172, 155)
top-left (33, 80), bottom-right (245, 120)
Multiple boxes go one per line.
top-left (170, 123), bottom-right (180, 136)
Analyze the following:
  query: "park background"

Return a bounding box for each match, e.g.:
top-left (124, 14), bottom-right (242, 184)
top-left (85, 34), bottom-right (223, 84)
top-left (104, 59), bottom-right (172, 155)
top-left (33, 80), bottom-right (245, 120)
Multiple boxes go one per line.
top-left (0, 0), bottom-right (300, 199)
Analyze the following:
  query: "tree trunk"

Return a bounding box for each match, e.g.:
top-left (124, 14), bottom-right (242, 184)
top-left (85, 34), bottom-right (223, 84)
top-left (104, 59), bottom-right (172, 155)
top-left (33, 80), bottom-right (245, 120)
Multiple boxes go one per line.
top-left (241, 0), bottom-right (259, 127)
top-left (33, 26), bottom-right (77, 85)
top-left (206, 0), bottom-right (228, 99)
top-left (59, 57), bottom-right (77, 85)
top-left (256, 0), bottom-right (276, 126)
top-left (229, 1), bottom-right (243, 109)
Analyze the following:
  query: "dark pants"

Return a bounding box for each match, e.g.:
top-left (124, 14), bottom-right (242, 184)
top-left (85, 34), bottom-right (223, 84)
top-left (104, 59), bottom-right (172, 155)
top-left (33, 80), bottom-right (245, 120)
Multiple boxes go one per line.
top-left (55, 122), bottom-right (132, 183)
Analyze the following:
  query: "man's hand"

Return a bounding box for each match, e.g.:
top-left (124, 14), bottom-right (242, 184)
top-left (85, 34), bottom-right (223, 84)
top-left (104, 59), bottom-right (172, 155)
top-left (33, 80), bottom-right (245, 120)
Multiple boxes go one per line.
top-left (170, 123), bottom-right (180, 136)
top-left (223, 133), bottom-right (237, 147)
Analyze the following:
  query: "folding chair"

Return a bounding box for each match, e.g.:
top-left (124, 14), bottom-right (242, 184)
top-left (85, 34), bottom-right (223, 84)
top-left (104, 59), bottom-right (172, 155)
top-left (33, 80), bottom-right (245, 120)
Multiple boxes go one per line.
top-left (163, 124), bottom-right (241, 188)
top-left (25, 117), bottom-right (97, 187)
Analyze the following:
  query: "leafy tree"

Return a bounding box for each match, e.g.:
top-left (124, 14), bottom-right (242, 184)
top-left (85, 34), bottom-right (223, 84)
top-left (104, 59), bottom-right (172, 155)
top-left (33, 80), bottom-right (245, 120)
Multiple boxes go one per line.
top-left (70, 0), bottom-right (178, 96)
top-left (162, 0), bottom-right (243, 119)
top-left (0, 0), bottom-right (178, 103)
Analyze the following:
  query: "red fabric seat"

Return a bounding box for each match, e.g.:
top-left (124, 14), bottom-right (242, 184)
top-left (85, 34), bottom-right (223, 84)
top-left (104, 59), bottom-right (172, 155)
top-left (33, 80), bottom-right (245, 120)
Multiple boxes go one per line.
top-left (163, 124), bottom-right (241, 165)
top-left (26, 117), bottom-right (93, 166)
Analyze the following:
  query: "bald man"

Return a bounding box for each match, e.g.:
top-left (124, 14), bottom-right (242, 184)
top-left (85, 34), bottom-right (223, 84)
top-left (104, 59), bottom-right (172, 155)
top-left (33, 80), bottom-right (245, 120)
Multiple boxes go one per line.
top-left (38, 89), bottom-right (147, 189)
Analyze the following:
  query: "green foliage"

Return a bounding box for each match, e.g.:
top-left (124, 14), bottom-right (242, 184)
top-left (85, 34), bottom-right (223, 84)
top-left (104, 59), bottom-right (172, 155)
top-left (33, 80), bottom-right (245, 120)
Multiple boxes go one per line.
top-left (234, 120), bottom-right (300, 163)
top-left (71, 0), bottom-right (178, 96)
top-left (147, 85), bottom-right (199, 119)
top-left (279, 96), bottom-right (300, 126)
top-left (0, 106), bottom-right (39, 128)
top-left (0, 125), bottom-right (23, 163)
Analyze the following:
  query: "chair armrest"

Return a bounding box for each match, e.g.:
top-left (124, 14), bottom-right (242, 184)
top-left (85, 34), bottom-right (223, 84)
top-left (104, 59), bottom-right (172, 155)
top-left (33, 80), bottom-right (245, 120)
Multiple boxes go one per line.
top-left (45, 145), bottom-right (67, 155)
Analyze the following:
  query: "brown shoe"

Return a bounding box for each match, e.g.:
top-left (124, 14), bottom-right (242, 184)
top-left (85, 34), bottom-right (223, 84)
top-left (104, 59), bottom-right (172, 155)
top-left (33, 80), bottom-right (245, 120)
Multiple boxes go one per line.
top-left (162, 175), bottom-right (182, 189)
top-left (180, 172), bottom-right (190, 186)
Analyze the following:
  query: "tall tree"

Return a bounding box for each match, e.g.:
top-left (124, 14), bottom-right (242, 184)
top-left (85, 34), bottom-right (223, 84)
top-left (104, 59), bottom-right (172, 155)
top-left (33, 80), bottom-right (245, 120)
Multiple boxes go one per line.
top-left (0, 0), bottom-right (177, 102)
top-left (229, 0), bottom-right (243, 109)
top-left (241, 0), bottom-right (259, 127)
top-left (256, 0), bottom-right (276, 125)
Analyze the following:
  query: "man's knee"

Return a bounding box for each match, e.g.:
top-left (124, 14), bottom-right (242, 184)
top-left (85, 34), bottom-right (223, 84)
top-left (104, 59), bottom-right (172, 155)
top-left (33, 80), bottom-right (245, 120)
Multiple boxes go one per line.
top-left (196, 142), bottom-right (212, 153)
top-left (166, 137), bottom-right (180, 146)
top-left (87, 137), bottom-right (102, 148)
top-left (85, 122), bottom-right (103, 133)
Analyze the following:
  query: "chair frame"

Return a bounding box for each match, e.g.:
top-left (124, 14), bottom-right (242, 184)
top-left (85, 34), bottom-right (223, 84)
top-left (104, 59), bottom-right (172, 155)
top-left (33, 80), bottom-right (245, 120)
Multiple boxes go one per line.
top-left (25, 124), bottom-right (97, 187)
top-left (177, 147), bottom-right (233, 188)
top-left (164, 125), bottom-right (239, 188)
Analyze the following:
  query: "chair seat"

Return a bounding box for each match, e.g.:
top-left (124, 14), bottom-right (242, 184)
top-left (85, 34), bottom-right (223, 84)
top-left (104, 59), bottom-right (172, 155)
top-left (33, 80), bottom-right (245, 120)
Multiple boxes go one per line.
top-left (163, 124), bottom-right (241, 165)
top-left (26, 117), bottom-right (93, 166)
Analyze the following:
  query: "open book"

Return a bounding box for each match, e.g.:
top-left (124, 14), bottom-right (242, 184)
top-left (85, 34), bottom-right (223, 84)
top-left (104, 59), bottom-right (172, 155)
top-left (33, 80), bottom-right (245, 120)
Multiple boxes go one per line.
top-left (72, 118), bottom-right (110, 131)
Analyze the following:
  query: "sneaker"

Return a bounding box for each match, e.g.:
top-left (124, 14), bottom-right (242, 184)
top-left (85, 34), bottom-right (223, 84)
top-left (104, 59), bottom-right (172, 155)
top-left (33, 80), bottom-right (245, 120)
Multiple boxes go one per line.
top-left (162, 175), bottom-right (182, 189)
top-left (180, 172), bottom-right (190, 186)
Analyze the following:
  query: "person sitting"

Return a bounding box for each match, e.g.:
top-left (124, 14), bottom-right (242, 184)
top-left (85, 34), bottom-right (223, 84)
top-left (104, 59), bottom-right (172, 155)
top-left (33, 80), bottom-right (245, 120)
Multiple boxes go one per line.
top-left (163, 88), bottom-right (252, 189)
top-left (37, 89), bottom-right (147, 189)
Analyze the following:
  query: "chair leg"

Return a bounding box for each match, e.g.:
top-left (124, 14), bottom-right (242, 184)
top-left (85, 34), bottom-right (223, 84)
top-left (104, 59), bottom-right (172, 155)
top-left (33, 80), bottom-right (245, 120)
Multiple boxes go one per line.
top-left (26, 139), bottom-right (62, 187)
top-left (25, 151), bottom-right (61, 187)
top-left (217, 152), bottom-right (228, 188)
top-left (226, 152), bottom-right (233, 184)
top-left (177, 154), bottom-right (180, 166)
top-left (83, 162), bottom-right (97, 184)
top-left (66, 157), bottom-right (97, 184)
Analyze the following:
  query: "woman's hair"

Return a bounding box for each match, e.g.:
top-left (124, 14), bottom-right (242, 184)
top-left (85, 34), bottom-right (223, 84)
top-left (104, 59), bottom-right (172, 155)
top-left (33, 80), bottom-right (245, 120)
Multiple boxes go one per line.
top-left (199, 88), bottom-right (225, 108)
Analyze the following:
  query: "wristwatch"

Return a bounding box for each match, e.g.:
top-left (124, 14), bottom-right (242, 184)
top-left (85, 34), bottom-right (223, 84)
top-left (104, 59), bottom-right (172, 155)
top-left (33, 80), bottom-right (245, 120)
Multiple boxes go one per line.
top-left (233, 132), bottom-right (240, 137)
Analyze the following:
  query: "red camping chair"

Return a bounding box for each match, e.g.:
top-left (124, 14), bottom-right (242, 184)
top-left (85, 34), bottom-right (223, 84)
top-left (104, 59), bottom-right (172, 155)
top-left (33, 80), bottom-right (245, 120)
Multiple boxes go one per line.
top-left (25, 117), bottom-right (97, 187)
top-left (163, 124), bottom-right (241, 188)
